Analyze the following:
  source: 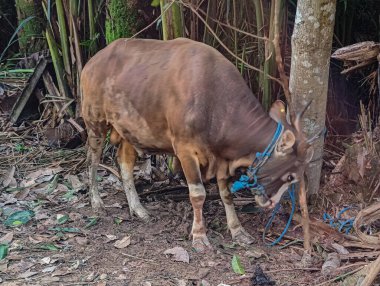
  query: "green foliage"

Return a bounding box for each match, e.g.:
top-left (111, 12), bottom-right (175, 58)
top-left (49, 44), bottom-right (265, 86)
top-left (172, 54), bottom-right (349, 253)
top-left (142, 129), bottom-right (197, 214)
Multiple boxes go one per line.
top-left (4, 210), bottom-right (35, 227)
top-left (0, 244), bottom-right (9, 260)
top-left (0, 16), bottom-right (35, 63)
top-left (85, 217), bottom-right (99, 228)
top-left (106, 0), bottom-right (139, 44)
top-left (151, 0), bottom-right (160, 7)
top-left (231, 255), bottom-right (245, 275)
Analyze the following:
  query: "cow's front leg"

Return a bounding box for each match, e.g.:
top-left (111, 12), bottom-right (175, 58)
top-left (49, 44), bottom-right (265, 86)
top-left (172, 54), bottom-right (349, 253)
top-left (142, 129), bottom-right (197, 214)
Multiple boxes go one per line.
top-left (217, 179), bottom-right (254, 245)
top-left (176, 150), bottom-right (211, 252)
top-left (118, 139), bottom-right (150, 221)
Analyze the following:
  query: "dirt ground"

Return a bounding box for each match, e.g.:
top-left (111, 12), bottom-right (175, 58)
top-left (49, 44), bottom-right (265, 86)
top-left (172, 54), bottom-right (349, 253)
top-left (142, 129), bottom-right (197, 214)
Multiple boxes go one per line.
top-left (0, 121), bottom-right (377, 286)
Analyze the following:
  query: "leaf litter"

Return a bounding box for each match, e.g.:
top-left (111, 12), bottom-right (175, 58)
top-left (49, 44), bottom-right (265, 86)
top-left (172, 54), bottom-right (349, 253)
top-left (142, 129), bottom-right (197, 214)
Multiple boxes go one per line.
top-left (1, 122), bottom-right (374, 285)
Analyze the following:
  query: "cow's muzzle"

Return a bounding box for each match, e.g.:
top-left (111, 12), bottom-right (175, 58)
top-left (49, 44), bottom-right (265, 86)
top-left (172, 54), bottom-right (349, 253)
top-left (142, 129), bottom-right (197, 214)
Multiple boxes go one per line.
top-left (254, 194), bottom-right (272, 208)
top-left (254, 182), bottom-right (292, 209)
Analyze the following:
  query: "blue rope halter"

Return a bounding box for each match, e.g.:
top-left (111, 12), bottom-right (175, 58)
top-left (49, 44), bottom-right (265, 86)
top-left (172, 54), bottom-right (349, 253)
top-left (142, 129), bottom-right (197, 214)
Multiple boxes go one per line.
top-left (230, 122), bottom-right (297, 247)
top-left (231, 122), bottom-right (284, 195)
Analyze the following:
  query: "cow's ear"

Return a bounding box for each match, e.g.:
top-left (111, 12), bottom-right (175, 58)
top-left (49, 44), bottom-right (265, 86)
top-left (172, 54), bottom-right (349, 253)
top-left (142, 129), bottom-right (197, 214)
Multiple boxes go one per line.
top-left (276, 130), bottom-right (296, 154)
top-left (269, 100), bottom-right (287, 124)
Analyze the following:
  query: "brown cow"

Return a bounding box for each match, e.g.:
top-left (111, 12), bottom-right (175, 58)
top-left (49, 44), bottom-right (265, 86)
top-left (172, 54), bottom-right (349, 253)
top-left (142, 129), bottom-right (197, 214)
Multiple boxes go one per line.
top-left (81, 38), bottom-right (314, 252)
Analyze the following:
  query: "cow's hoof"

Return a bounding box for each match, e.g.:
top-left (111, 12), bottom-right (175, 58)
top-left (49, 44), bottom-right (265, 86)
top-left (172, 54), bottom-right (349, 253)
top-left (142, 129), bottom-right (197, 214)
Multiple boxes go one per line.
top-left (192, 235), bottom-right (212, 253)
top-left (232, 228), bottom-right (254, 246)
top-left (131, 205), bottom-right (150, 222)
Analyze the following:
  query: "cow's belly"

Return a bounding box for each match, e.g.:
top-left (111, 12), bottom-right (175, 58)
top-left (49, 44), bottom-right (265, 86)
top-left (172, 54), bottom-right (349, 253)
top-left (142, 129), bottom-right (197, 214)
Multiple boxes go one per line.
top-left (111, 116), bottom-right (174, 154)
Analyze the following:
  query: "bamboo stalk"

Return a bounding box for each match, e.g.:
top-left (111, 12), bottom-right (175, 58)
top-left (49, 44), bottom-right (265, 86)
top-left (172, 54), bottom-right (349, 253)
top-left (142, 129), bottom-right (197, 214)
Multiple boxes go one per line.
top-left (171, 2), bottom-right (183, 38)
top-left (262, 2), bottom-right (276, 111)
top-left (160, 0), bottom-right (169, 40)
top-left (45, 28), bottom-right (73, 117)
top-left (88, 0), bottom-right (97, 55)
top-left (56, 0), bottom-right (71, 76)
top-left (253, 0), bottom-right (265, 95)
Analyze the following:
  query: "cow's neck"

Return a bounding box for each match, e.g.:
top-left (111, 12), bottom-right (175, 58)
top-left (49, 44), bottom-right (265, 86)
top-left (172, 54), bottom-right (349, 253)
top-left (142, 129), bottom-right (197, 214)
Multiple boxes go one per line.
top-left (220, 96), bottom-right (278, 160)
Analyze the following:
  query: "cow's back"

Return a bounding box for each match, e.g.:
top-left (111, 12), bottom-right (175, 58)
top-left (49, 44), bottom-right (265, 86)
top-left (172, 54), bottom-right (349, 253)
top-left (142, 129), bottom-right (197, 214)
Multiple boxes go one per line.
top-left (81, 38), bottom-right (263, 156)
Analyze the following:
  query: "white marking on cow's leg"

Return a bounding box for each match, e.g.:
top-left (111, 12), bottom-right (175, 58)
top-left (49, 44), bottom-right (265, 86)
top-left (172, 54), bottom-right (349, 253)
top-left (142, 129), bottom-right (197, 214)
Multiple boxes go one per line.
top-left (188, 183), bottom-right (210, 252)
top-left (118, 141), bottom-right (150, 221)
top-left (88, 131), bottom-right (105, 213)
top-left (218, 180), bottom-right (254, 245)
top-left (176, 150), bottom-right (211, 252)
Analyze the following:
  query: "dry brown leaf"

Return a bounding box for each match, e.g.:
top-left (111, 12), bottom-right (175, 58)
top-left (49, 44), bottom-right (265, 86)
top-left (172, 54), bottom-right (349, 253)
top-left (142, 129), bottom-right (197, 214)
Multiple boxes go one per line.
top-left (65, 174), bottom-right (85, 191)
top-left (104, 234), bottom-right (117, 243)
top-left (86, 272), bottom-right (96, 281)
top-left (8, 260), bottom-right (34, 273)
top-left (21, 167), bottom-right (63, 188)
top-left (42, 265), bottom-right (57, 273)
top-left (163, 246), bottom-right (190, 263)
top-left (40, 257), bottom-right (51, 265)
top-left (75, 237), bottom-right (88, 245)
top-left (0, 232), bottom-right (13, 244)
top-left (0, 261), bottom-right (8, 273)
top-left (29, 234), bottom-right (53, 244)
top-left (51, 268), bottom-right (73, 277)
top-left (114, 236), bottom-right (131, 249)
top-left (2, 166), bottom-right (16, 188)
top-left (17, 269), bottom-right (38, 279)
top-left (15, 188), bottom-right (31, 200)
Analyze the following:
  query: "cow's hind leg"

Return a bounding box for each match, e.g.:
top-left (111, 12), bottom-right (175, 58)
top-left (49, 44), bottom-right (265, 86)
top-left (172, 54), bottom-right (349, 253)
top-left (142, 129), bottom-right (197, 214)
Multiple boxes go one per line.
top-left (117, 139), bottom-right (150, 221)
top-left (87, 129), bottom-right (106, 213)
top-left (176, 149), bottom-right (211, 252)
top-left (218, 179), bottom-right (254, 245)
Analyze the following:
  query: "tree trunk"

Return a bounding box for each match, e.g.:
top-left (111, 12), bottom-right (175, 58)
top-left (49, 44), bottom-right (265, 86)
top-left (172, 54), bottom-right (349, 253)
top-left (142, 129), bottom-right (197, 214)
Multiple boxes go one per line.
top-left (289, 1), bottom-right (337, 195)
top-left (105, 0), bottom-right (140, 44)
top-left (15, 0), bottom-right (45, 54)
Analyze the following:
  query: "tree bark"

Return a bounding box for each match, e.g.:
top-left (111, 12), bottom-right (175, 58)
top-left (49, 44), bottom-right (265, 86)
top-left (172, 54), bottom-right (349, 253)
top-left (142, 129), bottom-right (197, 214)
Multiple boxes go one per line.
top-left (15, 0), bottom-right (45, 54)
top-left (289, 0), bottom-right (337, 195)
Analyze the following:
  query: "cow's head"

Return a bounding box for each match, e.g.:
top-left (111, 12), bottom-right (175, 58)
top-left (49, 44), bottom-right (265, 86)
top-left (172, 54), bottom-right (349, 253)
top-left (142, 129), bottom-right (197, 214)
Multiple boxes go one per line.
top-left (254, 100), bottom-right (317, 208)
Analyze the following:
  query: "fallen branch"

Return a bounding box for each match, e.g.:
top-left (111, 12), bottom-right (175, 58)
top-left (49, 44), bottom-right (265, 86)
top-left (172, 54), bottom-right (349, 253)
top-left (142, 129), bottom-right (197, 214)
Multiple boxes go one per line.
top-left (360, 254), bottom-right (380, 286)
top-left (354, 202), bottom-right (380, 246)
top-left (331, 41), bottom-right (380, 62)
top-left (10, 58), bottom-right (48, 124)
top-left (340, 251), bottom-right (380, 261)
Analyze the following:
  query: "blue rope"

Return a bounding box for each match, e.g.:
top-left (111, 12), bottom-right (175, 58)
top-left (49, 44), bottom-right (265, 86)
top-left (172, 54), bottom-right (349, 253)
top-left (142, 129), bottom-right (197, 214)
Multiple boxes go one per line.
top-left (323, 207), bottom-right (354, 234)
top-left (231, 122), bottom-right (284, 195)
top-left (262, 183), bottom-right (296, 246)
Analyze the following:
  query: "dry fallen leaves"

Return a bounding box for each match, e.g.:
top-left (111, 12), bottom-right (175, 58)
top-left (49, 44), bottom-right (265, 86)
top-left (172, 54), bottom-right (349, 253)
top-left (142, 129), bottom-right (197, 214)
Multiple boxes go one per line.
top-left (104, 234), bottom-right (118, 243)
top-left (0, 232), bottom-right (13, 244)
top-left (163, 246), bottom-right (190, 263)
top-left (114, 236), bottom-right (131, 249)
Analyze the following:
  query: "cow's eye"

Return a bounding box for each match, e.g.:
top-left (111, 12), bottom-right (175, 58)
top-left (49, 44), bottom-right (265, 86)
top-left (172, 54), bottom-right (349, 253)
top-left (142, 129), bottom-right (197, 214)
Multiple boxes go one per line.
top-left (287, 175), bottom-right (294, 182)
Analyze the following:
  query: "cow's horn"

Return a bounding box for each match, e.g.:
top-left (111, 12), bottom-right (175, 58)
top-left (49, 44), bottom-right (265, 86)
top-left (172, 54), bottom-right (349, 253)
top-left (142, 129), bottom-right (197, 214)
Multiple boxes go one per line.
top-left (307, 127), bottom-right (326, 144)
top-left (293, 100), bottom-right (313, 133)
